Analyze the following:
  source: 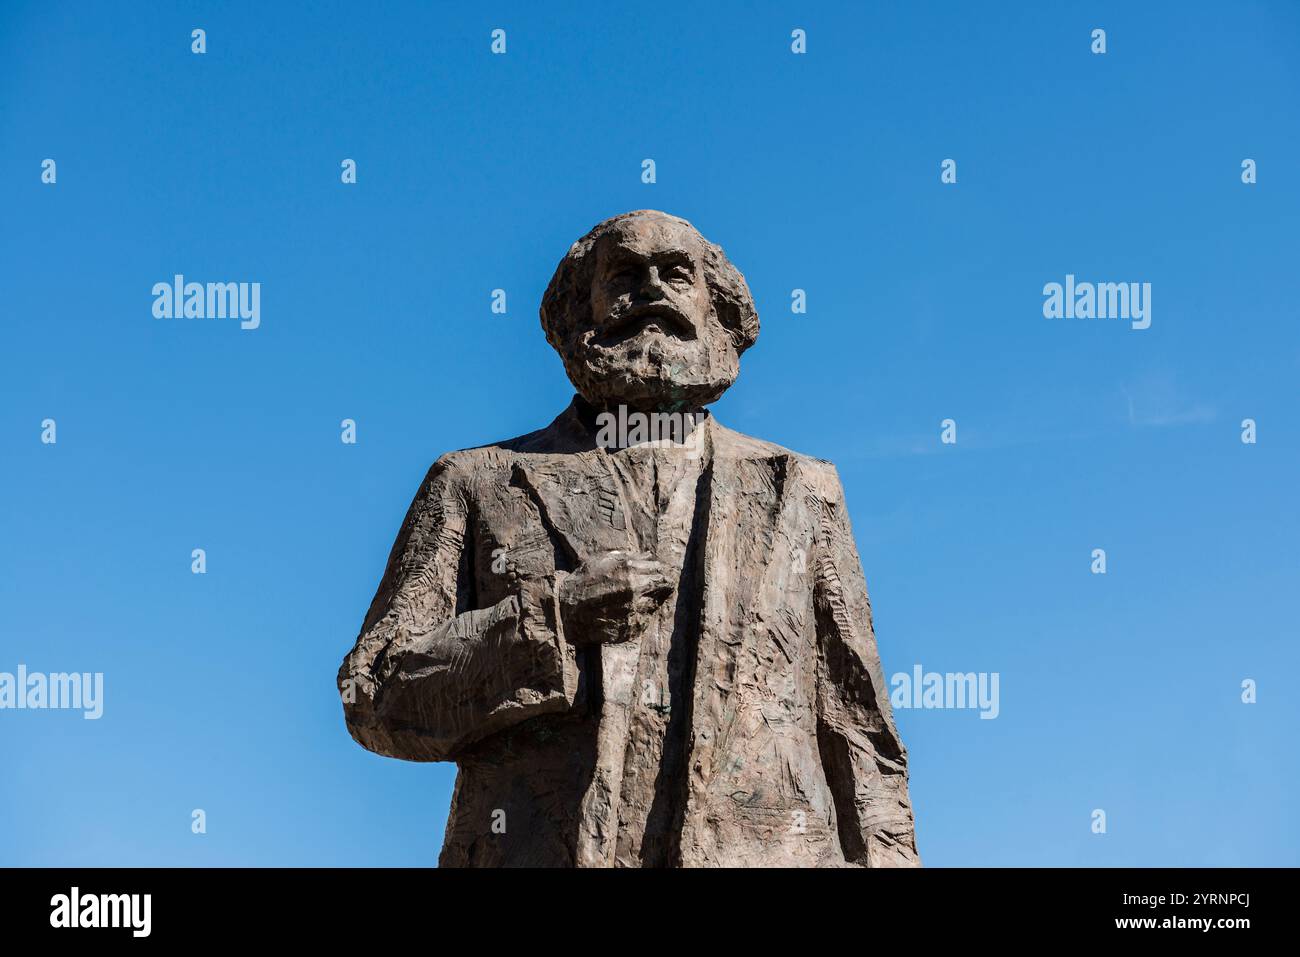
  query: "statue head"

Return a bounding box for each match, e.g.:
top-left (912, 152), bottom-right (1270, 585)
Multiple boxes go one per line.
top-left (540, 210), bottom-right (759, 412)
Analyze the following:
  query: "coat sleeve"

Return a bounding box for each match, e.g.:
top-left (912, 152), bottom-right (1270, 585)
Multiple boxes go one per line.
top-left (337, 455), bottom-right (578, 762)
top-left (811, 465), bottom-right (921, 867)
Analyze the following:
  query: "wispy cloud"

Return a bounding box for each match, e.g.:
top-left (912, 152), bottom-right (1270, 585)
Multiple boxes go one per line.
top-left (1121, 371), bottom-right (1217, 428)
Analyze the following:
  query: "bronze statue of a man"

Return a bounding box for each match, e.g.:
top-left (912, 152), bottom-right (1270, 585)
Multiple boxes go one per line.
top-left (338, 210), bottom-right (921, 867)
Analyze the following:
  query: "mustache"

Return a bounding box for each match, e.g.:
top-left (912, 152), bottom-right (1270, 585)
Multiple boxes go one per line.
top-left (599, 302), bottom-right (697, 340)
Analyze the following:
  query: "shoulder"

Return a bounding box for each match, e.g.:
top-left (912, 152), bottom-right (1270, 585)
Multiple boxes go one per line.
top-left (417, 418), bottom-right (573, 495)
top-left (710, 420), bottom-right (842, 483)
top-left (708, 421), bottom-right (851, 514)
top-left (430, 442), bottom-right (526, 477)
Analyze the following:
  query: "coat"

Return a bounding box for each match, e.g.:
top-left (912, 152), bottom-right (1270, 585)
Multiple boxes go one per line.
top-left (338, 398), bottom-right (920, 867)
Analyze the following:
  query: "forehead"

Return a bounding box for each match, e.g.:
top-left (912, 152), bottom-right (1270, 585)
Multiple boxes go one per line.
top-left (595, 218), bottom-right (702, 262)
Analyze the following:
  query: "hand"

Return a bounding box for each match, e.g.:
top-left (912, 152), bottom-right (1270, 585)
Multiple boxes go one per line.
top-left (558, 550), bottom-right (674, 645)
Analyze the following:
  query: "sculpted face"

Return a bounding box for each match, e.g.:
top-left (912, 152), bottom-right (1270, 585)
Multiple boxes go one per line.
top-left (542, 211), bottom-right (756, 412)
top-left (589, 219), bottom-right (709, 356)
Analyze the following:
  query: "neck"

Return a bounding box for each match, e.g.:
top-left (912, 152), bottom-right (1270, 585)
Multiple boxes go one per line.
top-left (569, 395), bottom-right (712, 451)
top-left (574, 394), bottom-right (707, 423)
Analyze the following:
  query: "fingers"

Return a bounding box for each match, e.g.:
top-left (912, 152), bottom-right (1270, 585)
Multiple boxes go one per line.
top-left (630, 570), bottom-right (672, 602)
top-left (558, 550), bottom-right (677, 646)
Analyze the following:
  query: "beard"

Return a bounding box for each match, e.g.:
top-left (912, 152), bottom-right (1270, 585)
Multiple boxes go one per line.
top-left (561, 325), bottom-right (739, 413)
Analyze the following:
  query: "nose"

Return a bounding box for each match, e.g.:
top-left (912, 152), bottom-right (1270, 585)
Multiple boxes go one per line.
top-left (638, 265), bottom-right (667, 301)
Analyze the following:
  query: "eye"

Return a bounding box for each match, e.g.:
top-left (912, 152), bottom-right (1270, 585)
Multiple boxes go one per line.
top-left (663, 264), bottom-right (692, 282)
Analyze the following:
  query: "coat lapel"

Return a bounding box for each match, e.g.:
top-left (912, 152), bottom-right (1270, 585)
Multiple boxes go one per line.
top-left (678, 422), bottom-right (801, 860)
top-left (512, 455), bottom-right (635, 563)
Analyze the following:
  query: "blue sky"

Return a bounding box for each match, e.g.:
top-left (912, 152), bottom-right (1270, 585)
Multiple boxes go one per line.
top-left (2, 0), bottom-right (1297, 866)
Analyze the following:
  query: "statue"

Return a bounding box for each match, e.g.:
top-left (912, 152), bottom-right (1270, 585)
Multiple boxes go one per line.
top-left (338, 210), bottom-right (921, 867)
